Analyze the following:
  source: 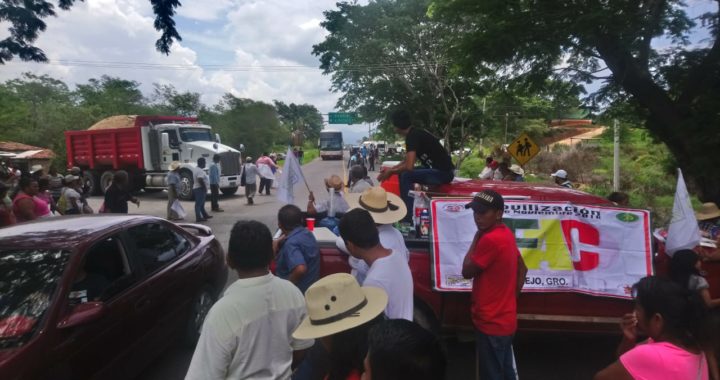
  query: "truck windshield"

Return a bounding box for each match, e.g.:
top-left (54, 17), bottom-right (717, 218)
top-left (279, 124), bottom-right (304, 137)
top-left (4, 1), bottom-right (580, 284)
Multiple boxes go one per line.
top-left (180, 128), bottom-right (213, 142)
top-left (0, 250), bottom-right (70, 349)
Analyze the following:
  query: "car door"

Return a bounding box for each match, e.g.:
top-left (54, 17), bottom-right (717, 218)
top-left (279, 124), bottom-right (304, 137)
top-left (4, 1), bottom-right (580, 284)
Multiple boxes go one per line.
top-left (43, 235), bottom-right (141, 380)
top-left (120, 221), bottom-right (199, 371)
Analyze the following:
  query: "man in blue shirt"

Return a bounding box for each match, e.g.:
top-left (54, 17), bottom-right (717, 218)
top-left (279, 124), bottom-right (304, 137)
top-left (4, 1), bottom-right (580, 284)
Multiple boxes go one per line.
top-left (273, 204), bottom-right (319, 293)
top-left (209, 154), bottom-right (223, 212)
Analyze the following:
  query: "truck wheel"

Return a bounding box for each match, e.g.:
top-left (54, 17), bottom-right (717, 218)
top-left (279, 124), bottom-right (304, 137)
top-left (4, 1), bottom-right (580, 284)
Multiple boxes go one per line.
top-left (100, 171), bottom-right (114, 194)
top-left (178, 170), bottom-right (195, 200)
top-left (83, 171), bottom-right (100, 195)
top-left (413, 302), bottom-right (440, 335)
top-left (220, 187), bottom-right (238, 196)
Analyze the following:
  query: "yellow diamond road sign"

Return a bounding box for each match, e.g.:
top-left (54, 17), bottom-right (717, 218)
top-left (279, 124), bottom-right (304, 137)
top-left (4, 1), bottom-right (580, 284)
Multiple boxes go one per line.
top-left (508, 133), bottom-right (540, 165)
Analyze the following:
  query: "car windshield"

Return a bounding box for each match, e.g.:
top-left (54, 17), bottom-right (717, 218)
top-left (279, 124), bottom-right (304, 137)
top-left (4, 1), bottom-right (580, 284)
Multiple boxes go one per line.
top-left (179, 128), bottom-right (213, 142)
top-left (0, 250), bottom-right (69, 349)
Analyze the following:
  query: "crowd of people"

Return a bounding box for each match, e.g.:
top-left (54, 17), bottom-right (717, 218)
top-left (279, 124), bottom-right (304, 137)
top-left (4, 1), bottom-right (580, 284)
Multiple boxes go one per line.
top-left (0, 165), bottom-right (119, 227)
top-left (186, 184), bottom-right (443, 380)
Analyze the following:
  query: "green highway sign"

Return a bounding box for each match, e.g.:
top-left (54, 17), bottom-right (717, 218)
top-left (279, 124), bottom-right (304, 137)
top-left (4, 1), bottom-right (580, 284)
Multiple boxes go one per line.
top-left (328, 112), bottom-right (357, 124)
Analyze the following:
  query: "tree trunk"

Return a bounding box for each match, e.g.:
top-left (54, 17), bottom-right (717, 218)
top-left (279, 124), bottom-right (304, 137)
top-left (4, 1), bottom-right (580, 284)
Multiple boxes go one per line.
top-left (648, 117), bottom-right (720, 205)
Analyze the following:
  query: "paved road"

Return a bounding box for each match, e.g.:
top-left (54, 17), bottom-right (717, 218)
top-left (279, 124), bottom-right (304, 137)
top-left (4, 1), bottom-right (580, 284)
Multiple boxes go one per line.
top-left (85, 157), bottom-right (618, 379)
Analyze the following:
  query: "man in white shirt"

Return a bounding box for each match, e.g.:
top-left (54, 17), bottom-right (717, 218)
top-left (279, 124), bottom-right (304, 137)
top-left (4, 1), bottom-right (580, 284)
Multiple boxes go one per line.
top-left (192, 158), bottom-right (211, 222)
top-left (336, 187), bottom-right (409, 283)
top-left (338, 208), bottom-right (413, 320)
top-left (185, 220), bottom-right (313, 380)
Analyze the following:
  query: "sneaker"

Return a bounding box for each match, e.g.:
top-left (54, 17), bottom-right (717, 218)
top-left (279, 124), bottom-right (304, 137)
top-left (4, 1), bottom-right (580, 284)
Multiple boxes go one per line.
top-left (212, 209), bottom-right (225, 212)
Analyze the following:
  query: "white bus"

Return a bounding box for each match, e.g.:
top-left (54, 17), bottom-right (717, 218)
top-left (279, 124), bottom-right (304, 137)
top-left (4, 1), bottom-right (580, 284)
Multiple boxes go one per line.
top-left (318, 130), bottom-right (344, 160)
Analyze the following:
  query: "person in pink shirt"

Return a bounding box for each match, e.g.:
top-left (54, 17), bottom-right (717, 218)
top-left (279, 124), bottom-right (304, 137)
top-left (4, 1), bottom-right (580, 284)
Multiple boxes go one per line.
top-left (12, 177), bottom-right (51, 222)
top-left (256, 153), bottom-right (278, 196)
top-left (594, 276), bottom-right (711, 380)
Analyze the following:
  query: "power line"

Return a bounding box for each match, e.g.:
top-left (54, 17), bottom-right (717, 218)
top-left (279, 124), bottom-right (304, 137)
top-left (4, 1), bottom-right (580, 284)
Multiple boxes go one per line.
top-left (10, 59), bottom-right (451, 73)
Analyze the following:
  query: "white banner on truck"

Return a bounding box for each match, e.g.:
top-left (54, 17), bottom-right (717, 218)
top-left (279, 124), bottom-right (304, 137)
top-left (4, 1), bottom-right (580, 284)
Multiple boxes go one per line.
top-left (430, 199), bottom-right (653, 298)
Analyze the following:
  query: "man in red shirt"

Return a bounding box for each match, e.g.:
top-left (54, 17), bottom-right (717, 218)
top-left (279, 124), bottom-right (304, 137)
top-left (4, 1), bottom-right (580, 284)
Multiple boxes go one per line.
top-left (462, 190), bottom-right (528, 380)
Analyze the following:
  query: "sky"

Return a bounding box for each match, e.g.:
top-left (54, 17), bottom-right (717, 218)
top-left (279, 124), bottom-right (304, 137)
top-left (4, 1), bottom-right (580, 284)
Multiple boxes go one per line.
top-left (0, 0), bottom-right (716, 144)
top-left (0, 0), bottom-right (372, 143)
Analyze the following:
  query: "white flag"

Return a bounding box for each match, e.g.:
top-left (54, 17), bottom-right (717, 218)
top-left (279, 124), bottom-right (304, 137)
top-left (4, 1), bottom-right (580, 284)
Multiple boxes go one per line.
top-left (276, 146), bottom-right (306, 204)
top-left (665, 168), bottom-right (700, 255)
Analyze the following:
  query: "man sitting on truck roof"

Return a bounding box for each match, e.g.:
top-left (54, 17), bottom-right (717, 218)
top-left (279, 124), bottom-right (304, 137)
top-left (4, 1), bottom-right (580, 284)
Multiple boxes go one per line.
top-left (376, 109), bottom-right (454, 222)
top-left (462, 190), bottom-right (528, 380)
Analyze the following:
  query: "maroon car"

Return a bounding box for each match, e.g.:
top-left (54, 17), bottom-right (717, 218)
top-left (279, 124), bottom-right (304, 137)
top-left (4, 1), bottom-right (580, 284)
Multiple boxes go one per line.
top-left (0, 215), bottom-right (228, 380)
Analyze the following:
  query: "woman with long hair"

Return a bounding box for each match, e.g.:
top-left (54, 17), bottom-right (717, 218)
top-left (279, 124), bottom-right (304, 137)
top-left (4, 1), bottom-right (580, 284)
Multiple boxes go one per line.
top-left (104, 171), bottom-right (139, 214)
top-left (594, 276), bottom-right (711, 380)
top-left (670, 250), bottom-right (720, 309)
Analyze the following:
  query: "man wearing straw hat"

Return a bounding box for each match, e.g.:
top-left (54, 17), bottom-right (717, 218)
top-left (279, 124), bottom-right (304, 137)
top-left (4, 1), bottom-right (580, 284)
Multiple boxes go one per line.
top-left (337, 186), bottom-right (409, 284)
top-left (338, 209), bottom-right (413, 320)
top-left (697, 202), bottom-right (720, 259)
top-left (291, 273), bottom-right (388, 380)
top-left (307, 174), bottom-right (350, 230)
top-left (186, 221), bottom-right (312, 380)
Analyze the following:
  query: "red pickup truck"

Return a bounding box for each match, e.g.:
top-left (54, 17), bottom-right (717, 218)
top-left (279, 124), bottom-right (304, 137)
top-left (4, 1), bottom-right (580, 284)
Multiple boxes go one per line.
top-left (316, 179), bottom-right (720, 334)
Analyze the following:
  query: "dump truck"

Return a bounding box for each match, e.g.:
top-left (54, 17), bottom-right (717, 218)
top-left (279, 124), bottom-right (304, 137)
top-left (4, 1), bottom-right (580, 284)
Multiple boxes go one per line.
top-left (65, 115), bottom-right (243, 200)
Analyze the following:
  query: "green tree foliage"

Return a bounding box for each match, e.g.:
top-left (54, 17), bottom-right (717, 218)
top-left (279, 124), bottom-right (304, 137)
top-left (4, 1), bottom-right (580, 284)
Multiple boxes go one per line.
top-left (203, 95), bottom-right (287, 158)
top-left (431, 0), bottom-right (720, 203)
top-left (151, 84), bottom-right (203, 116)
top-left (0, 73), bottom-right (311, 168)
top-left (313, 0), bottom-right (485, 154)
top-left (0, 73), bottom-right (95, 168)
top-left (0, 0), bottom-right (182, 63)
top-left (273, 100), bottom-right (323, 141)
top-left (75, 76), bottom-right (152, 117)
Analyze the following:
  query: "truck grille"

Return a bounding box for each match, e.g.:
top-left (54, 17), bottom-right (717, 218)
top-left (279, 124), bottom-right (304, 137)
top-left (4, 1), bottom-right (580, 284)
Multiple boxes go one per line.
top-left (220, 152), bottom-right (241, 175)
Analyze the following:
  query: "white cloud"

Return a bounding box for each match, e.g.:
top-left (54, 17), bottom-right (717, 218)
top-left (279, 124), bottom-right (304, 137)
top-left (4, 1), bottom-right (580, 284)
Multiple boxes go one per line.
top-left (0, 0), bottom-right (344, 114)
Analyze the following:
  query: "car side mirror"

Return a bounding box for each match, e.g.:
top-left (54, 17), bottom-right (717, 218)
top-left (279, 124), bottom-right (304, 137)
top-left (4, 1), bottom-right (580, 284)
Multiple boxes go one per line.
top-left (238, 144), bottom-right (245, 152)
top-left (215, 133), bottom-right (221, 144)
top-left (57, 302), bottom-right (106, 329)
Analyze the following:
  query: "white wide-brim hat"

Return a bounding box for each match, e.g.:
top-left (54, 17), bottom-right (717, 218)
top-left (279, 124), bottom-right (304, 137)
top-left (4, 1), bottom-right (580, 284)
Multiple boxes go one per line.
top-left (345, 186), bottom-right (407, 225)
top-left (293, 273), bottom-right (387, 340)
top-left (509, 164), bottom-right (525, 176)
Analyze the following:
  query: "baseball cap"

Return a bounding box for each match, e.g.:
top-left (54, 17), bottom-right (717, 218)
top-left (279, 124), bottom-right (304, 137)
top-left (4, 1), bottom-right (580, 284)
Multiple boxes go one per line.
top-left (551, 169), bottom-right (568, 179)
top-left (465, 190), bottom-right (504, 213)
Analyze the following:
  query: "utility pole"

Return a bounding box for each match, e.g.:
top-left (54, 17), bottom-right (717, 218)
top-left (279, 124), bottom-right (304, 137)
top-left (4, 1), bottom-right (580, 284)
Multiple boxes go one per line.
top-left (504, 113), bottom-right (509, 144)
top-left (613, 119), bottom-right (620, 191)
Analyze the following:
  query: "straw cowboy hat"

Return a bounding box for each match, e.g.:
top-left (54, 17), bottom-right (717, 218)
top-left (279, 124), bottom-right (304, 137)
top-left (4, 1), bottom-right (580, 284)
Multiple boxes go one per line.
top-left (696, 202), bottom-right (720, 221)
top-left (509, 164), bottom-right (525, 176)
top-left (324, 175), bottom-right (344, 191)
top-left (169, 161), bottom-right (181, 171)
top-left (292, 273), bottom-right (388, 340)
top-left (345, 186), bottom-right (407, 225)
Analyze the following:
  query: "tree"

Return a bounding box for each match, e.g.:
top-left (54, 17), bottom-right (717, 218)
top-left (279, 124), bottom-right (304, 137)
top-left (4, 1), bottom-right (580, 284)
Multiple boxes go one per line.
top-left (0, 73), bottom-right (95, 168)
top-left (75, 76), bottom-right (151, 116)
top-left (0, 0), bottom-right (182, 64)
top-left (273, 101), bottom-right (324, 142)
top-left (313, 0), bottom-right (485, 158)
top-left (151, 83), bottom-right (203, 116)
top-left (431, 0), bottom-right (720, 203)
top-left (203, 95), bottom-right (287, 157)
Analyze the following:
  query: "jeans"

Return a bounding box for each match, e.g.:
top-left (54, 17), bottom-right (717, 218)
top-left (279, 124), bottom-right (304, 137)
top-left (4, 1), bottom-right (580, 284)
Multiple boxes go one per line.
top-left (475, 332), bottom-right (517, 380)
top-left (399, 169), bottom-right (453, 220)
top-left (210, 184), bottom-right (220, 210)
top-left (193, 187), bottom-right (209, 221)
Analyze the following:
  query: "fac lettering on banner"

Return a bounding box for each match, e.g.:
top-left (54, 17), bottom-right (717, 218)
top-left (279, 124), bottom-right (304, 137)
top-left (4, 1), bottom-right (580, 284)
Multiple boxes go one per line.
top-left (430, 199), bottom-right (653, 298)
